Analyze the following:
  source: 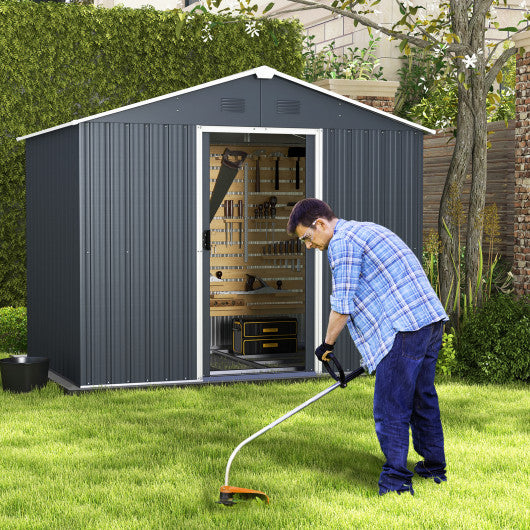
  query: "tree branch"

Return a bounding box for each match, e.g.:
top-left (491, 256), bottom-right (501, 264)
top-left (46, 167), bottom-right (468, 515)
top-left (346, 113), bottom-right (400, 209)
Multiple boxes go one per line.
top-left (279, 0), bottom-right (466, 52)
top-left (485, 39), bottom-right (503, 65)
top-left (392, 0), bottom-right (439, 45)
top-left (469, 0), bottom-right (494, 35)
top-left (485, 45), bottom-right (518, 88)
top-left (263, 5), bottom-right (322, 17)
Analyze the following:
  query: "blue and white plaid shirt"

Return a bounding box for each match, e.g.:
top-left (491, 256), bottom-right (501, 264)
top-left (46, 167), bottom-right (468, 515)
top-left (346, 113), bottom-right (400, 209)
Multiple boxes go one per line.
top-left (327, 219), bottom-right (448, 373)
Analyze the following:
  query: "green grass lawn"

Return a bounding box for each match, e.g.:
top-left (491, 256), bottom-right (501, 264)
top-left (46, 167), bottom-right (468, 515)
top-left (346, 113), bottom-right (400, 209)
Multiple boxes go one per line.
top-left (0, 362), bottom-right (528, 529)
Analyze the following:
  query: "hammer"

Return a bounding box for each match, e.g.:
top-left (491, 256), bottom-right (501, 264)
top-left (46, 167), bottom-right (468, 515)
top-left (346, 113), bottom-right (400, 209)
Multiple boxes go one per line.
top-left (287, 146), bottom-right (306, 190)
top-left (250, 149), bottom-right (266, 192)
top-left (269, 152), bottom-right (286, 191)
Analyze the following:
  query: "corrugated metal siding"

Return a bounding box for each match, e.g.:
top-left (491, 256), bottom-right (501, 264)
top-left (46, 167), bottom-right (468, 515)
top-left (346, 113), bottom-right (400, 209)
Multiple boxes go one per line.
top-left (80, 123), bottom-right (196, 386)
top-left (322, 128), bottom-right (423, 371)
top-left (26, 127), bottom-right (80, 383)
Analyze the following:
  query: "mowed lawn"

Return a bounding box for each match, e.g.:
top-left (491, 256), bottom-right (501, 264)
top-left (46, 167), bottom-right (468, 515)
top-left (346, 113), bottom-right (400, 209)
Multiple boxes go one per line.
top-left (0, 363), bottom-right (528, 529)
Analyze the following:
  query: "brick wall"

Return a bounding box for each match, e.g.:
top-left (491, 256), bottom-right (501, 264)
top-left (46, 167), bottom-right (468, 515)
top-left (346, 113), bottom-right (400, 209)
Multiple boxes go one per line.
top-left (312, 79), bottom-right (399, 114)
top-left (355, 95), bottom-right (395, 113)
top-left (514, 49), bottom-right (530, 295)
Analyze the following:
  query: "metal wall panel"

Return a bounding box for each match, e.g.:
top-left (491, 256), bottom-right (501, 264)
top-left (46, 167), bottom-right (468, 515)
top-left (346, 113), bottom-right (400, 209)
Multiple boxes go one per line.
top-left (91, 76), bottom-right (413, 132)
top-left (80, 123), bottom-right (196, 386)
top-left (26, 127), bottom-right (80, 384)
top-left (260, 78), bottom-right (413, 131)
top-left (93, 77), bottom-right (261, 127)
top-left (322, 128), bottom-right (423, 371)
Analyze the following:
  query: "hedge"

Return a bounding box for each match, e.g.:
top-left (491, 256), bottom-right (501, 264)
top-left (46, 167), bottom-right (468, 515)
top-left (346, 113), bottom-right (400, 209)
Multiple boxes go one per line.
top-left (0, 307), bottom-right (27, 353)
top-left (0, 0), bottom-right (304, 306)
top-left (455, 294), bottom-right (530, 384)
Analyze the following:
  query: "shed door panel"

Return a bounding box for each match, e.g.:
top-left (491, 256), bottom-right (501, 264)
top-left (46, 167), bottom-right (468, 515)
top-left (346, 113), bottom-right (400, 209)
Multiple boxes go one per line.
top-left (322, 129), bottom-right (423, 372)
top-left (80, 123), bottom-right (196, 386)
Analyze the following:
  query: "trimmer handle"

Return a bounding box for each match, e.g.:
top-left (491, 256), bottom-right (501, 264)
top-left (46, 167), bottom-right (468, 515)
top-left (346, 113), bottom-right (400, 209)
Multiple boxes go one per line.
top-left (322, 353), bottom-right (364, 388)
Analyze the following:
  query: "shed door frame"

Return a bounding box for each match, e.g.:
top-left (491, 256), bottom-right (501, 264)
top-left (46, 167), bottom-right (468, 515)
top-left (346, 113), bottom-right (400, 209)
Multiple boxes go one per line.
top-left (196, 125), bottom-right (324, 380)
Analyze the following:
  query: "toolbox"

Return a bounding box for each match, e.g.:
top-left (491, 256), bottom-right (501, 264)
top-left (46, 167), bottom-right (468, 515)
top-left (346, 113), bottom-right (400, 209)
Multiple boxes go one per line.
top-left (232, 317), bottom-right (297, 355)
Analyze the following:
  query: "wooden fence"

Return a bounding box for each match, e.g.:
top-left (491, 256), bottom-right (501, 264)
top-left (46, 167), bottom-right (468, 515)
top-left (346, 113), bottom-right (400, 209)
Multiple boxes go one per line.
top-left (423, 120), bottom-right (515, 261)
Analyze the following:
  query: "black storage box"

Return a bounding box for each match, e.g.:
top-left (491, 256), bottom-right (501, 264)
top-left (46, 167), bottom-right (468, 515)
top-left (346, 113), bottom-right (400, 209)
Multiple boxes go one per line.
top-left (0, 356), bottom-right (49, 393)
top-left (232, 317), bottom-right (297, 355)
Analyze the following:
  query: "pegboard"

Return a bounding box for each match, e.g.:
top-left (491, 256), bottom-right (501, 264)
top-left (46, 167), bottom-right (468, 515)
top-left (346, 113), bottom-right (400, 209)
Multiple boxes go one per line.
top-left (209, 145), bottom-right (306, 316)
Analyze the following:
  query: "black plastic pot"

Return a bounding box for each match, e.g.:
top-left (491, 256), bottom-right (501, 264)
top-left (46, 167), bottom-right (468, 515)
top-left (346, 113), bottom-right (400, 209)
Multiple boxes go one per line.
top-left (0, 356), bottom-right (49, 393)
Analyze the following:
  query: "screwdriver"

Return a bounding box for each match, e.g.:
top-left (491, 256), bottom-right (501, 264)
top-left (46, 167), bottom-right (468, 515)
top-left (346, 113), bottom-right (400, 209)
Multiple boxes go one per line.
top-left (224, 201), bottom-right (229, 244)
top-left (237, 200), bottom-right (243, 248)
top-left (263, 201), bottom-right (270, 242)
top-left (269, 196), bottom-right (277, 243)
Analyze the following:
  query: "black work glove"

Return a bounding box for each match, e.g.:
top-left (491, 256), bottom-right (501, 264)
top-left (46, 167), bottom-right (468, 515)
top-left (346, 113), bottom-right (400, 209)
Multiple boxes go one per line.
top-left (315, 342), bottom-right (335, 362)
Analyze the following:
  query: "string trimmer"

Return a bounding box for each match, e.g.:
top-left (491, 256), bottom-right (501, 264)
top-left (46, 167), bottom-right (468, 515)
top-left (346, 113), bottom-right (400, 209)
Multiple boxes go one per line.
top-left (217, 352), bottom-right (365, 506)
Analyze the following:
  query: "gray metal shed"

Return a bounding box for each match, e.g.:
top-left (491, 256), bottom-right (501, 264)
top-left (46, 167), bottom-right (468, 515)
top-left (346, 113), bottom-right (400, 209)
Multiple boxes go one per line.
top-left (18, 66), bottom-right (433, 391)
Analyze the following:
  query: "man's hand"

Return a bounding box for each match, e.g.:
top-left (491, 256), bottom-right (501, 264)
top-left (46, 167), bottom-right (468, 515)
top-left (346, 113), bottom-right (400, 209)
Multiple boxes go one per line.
top-left (315, 342), bottom-right (335, 362)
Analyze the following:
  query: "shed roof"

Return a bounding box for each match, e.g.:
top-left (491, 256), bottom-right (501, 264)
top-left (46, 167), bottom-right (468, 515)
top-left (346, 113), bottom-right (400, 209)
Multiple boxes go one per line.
top-left (17, 66), bottom-right (434, 141)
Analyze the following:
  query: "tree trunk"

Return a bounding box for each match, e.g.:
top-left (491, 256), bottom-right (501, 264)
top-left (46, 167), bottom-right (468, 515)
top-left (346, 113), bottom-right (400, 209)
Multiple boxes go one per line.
top-left (438, 1), bottom-right (472, 319)
top-left (438, 91), bottom-right (473, 317)
top-left (465, 20), bottom-right (488, 307)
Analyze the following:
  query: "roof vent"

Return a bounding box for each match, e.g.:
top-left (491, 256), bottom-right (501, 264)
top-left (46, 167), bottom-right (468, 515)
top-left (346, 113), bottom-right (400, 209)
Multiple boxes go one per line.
top-left (276, 99), bottom-right (301, 114)
top-left (220, 98), bottom-right (246, 113)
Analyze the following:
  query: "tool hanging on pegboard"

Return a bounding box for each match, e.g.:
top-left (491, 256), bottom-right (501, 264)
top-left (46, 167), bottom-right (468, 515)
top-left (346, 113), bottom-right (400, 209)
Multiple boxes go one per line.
top-left (287, 147), bottom-right (305, 190)
top-left (209, 149), bottom-right (247, 223)
top-left (269, 196), bottom-right (277, 243)
top-left (224, 200), bottom-right (234, 244)
top-left (236, 199), bottom-right (243, 248)
top-left (270, 152), bottom-right (285, 191)
top-left (250, 149), bottom-right (265, 193)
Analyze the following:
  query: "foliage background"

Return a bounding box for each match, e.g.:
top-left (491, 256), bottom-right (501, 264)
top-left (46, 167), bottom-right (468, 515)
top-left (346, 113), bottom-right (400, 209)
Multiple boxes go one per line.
top-left (455, 294), bottom-right (530, 384)
top-left (0, 0), bottom-right (304, 306)
top-left (396, 49), bottom-right (516, 130)
top-left (0, 307), bottom-right (26, 352)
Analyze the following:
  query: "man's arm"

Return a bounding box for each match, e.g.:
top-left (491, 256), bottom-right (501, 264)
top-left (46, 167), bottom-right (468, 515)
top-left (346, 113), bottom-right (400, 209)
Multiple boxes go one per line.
top-left (324, 310), bottom-right (350, 345)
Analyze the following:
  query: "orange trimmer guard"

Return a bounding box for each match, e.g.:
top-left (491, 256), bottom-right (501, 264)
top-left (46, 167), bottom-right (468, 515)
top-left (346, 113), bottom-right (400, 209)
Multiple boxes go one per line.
top-left (218, 485), bottom-right (270, 506)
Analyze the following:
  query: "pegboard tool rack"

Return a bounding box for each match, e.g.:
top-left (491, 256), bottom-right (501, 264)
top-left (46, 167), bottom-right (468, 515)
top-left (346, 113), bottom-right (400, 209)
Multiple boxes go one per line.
top-left (209, 145), bottom-right (306, 317)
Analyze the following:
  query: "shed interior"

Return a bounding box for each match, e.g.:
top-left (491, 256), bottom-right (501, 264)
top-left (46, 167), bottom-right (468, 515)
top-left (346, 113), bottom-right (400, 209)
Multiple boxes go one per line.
top-left (208, 133), bottom-right (308, 375)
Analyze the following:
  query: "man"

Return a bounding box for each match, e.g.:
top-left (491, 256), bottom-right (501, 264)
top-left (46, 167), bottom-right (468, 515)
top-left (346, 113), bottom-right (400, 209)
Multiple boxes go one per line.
top-left (287, 198), bottom-right (448, 496)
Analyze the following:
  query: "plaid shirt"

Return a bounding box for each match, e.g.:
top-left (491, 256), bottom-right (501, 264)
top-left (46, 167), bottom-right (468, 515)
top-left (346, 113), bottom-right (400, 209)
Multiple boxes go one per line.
top-left (328, 219), bottom-right (448, 373)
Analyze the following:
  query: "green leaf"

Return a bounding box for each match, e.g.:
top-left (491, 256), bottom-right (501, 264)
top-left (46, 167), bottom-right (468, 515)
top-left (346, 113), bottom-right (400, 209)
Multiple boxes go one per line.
top-left (263, 2), bottom-right (274, 14)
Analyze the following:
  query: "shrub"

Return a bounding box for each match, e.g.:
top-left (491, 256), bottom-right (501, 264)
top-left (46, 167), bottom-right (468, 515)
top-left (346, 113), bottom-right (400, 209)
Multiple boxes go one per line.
top-left (455, 295), bottom-right (530, 384)
top-left (0, 307), bottom-right (27, 353)
top-left (437, 331), bottom-right (457, 379)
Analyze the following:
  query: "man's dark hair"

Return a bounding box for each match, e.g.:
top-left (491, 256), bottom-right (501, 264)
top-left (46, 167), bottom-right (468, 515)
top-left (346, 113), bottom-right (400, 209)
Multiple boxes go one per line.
top-left (287, 198), bottom-right (336, 235)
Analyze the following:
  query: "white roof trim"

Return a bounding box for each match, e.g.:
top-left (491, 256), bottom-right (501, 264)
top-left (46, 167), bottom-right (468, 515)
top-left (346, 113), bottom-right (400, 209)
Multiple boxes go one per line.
top-left (17, 66), bottom-right (434, 141)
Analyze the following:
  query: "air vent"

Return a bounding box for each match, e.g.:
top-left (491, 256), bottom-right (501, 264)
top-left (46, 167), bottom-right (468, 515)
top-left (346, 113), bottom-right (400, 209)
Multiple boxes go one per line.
top-left (220, 98), bottom-right (246, 113)
top-left (276, 99), bottom-right (301, 114)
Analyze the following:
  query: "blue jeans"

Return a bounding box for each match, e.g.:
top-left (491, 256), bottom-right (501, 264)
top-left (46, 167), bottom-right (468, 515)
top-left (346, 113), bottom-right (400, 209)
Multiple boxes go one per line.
top-left (373, 321), bottom-right (446, 495)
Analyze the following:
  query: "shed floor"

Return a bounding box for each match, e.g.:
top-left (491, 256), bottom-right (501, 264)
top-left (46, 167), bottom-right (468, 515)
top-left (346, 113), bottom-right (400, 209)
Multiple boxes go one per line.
top-left (47, 368), bottom-right (325, 395)
top-left (209, 348), bottom-right (305, 374)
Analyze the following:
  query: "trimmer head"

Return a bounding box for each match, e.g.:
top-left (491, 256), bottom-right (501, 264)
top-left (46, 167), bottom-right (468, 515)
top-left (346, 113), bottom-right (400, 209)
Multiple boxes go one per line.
top-left (218, 485), bottom-right (269, 506)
